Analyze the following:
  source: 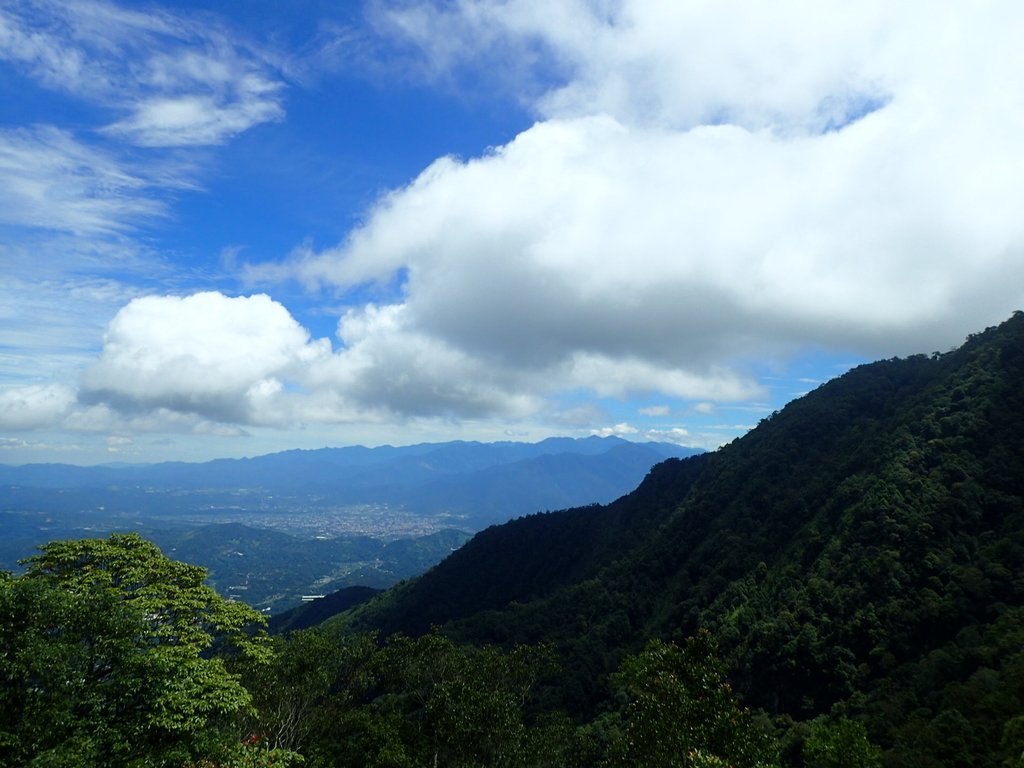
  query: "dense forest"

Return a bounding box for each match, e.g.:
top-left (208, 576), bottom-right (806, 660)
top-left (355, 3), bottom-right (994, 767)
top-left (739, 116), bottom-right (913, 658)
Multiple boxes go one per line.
top-left (3, 312), bottom-right (1023, 766)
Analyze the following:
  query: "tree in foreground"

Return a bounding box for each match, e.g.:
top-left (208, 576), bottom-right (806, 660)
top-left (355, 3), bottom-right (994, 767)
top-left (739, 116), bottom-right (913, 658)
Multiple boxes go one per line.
top-left (0, 533), bottom-right (276, 767)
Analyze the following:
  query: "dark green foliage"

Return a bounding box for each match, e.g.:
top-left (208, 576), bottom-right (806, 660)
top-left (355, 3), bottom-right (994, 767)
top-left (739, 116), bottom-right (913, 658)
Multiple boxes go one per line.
top-left (239, 628), bottom-right (588, 768)
top-left (0, 571), bottom-right (144, 766)
top-left (605, 632), bottom-right (779, 768)
top-left (269, 585), bottom-right (381, 634)
top-left (1002, 715), bottom-right (1024, 768)
top-left (803, 717), bottom-right (881, 768)
top-left (370, 633), bottom-right (559, 767)
top-left (342, 312), bottom-right (1024, 766)
top-left (237, 628), bottom-right (380, 758)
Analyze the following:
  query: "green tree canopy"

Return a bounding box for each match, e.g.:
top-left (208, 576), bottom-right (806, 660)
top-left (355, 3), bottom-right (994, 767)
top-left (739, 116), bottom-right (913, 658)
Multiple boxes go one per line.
top-left (605, 631), bottom-right (779, 768)
top-left (1, 533), bottom-right (271, 767)
top-left (804, 717), bottom-right (882, 768)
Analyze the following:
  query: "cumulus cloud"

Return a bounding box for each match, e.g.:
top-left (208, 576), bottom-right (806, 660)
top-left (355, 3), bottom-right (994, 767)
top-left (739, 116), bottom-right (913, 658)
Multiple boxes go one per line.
top-left (315, 302), bottom-right (544, 418)
top-left (591, 422), bottom-right (639, 439)
top-left (245, 0), bottom-right (1024, 425)
top-left (8, 290), bottom-right (551, 435)
top-left (80, 292), bottom-right (331, 424)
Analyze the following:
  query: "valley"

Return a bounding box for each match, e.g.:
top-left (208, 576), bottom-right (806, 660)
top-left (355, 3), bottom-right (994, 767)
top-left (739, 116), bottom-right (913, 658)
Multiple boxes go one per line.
top-left (0, 436), bottom-right (694, 612)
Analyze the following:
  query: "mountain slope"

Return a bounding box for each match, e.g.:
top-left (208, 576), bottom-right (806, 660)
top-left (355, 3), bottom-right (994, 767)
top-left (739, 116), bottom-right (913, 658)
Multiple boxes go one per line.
top-left (268, 585), bottom-right (382, 634)
top-left (341, 312), bottom-right (1024, 766)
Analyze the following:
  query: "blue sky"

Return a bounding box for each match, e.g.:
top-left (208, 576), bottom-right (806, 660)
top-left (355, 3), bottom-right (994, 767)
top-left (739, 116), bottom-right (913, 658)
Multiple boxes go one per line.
top-left (1, 0), bottom-right (1022, 465)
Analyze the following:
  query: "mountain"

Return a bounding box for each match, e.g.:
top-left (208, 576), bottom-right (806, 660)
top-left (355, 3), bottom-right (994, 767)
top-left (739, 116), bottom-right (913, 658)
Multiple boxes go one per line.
top-left (1, 436), bottom-right (699, 614)
top-left (382, 440), bottom-right (694, 526)
top-left (0, 436), bottom-right (699, 530)
top-left (338, 311), bottom-right (1024, 766)
top-left (0, 435), bottom-right (693, 492)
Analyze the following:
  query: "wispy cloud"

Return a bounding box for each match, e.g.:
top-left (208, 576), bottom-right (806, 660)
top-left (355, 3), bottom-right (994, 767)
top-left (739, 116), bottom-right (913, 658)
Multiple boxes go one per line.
top-left (0, 0), bottom-right (285, 146)
top-left (638, 405), bottom-right (670, 417)
top-left (0, 126), bottom-right (164, 234)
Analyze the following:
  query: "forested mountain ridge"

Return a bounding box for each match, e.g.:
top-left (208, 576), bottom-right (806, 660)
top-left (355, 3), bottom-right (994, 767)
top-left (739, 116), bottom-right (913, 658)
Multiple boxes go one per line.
top-left (340, 311), bottom-right (1024, 766)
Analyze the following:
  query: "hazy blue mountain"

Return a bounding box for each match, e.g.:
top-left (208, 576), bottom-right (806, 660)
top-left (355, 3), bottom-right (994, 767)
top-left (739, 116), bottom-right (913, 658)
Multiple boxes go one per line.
top-left (385, 440), bottom-right (693, 526)
top-left (1, 437), bottom-right (699, 610)
top-left (0, 436), bottom-right (699, 529)
top-left (0, 435), bottom-right (693, 490)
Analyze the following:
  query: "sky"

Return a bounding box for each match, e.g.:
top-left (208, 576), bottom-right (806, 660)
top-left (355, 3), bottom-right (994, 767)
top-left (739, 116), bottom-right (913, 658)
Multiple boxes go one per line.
top-left (1, 0), bottom-right (1022, 466)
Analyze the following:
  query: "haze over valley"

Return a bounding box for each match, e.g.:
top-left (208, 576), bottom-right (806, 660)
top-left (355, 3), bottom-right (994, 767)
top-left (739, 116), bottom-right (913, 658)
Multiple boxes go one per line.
top-left (0, 435), bottom-right (696, 610)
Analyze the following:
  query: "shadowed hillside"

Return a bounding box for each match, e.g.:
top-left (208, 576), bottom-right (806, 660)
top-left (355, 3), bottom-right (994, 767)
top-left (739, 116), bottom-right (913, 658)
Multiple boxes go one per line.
top-left (339, 311), bottom-right (1024, 766)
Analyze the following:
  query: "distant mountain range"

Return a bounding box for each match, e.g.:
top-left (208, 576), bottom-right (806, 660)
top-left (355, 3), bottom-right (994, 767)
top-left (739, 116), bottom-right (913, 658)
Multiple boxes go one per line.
top-left (0, 435), bottom-right (699, 529)
top-left (0, 436), bottom-right (699, 611)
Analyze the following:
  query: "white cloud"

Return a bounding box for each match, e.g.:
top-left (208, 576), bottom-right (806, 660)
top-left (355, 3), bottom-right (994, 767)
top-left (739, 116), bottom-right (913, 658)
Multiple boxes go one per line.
top-left (105, 434), bottom-right (134, 453)
top-left (643, 426), bottom-right (730, 452)
top-left (641, 426), bottom-right (692, 445)
top-left (638, 405), bottom-right (670, 417)
top-left (308, 302), bottom-right (545, 418)
top-left (248, 0), bottom-right (1024, 424)
top-left (104, 74), bottom-right (284, 147)
top-left (0, 383), bottom-right (77, 429)
top-left (589, 422), bottom-right (720, 451)
top-left (0, 0), bottom-right (284, 147)
top-left (373, 0), bottom-right (895, 129)
top-left (591, 422), bottom-right (639, 439)
top-left (0, 436), bottom-right (83, 454)
top-left (80, 292), bottom-right (332, 424)
top-left (9, 1), bottom-right (1024, 455)
top-left (0, 126), bottom-right (165, 235)
top-left (60, 401), bottom-right (250, 438)
top-left (565, 351), bottom-right (761, 401)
